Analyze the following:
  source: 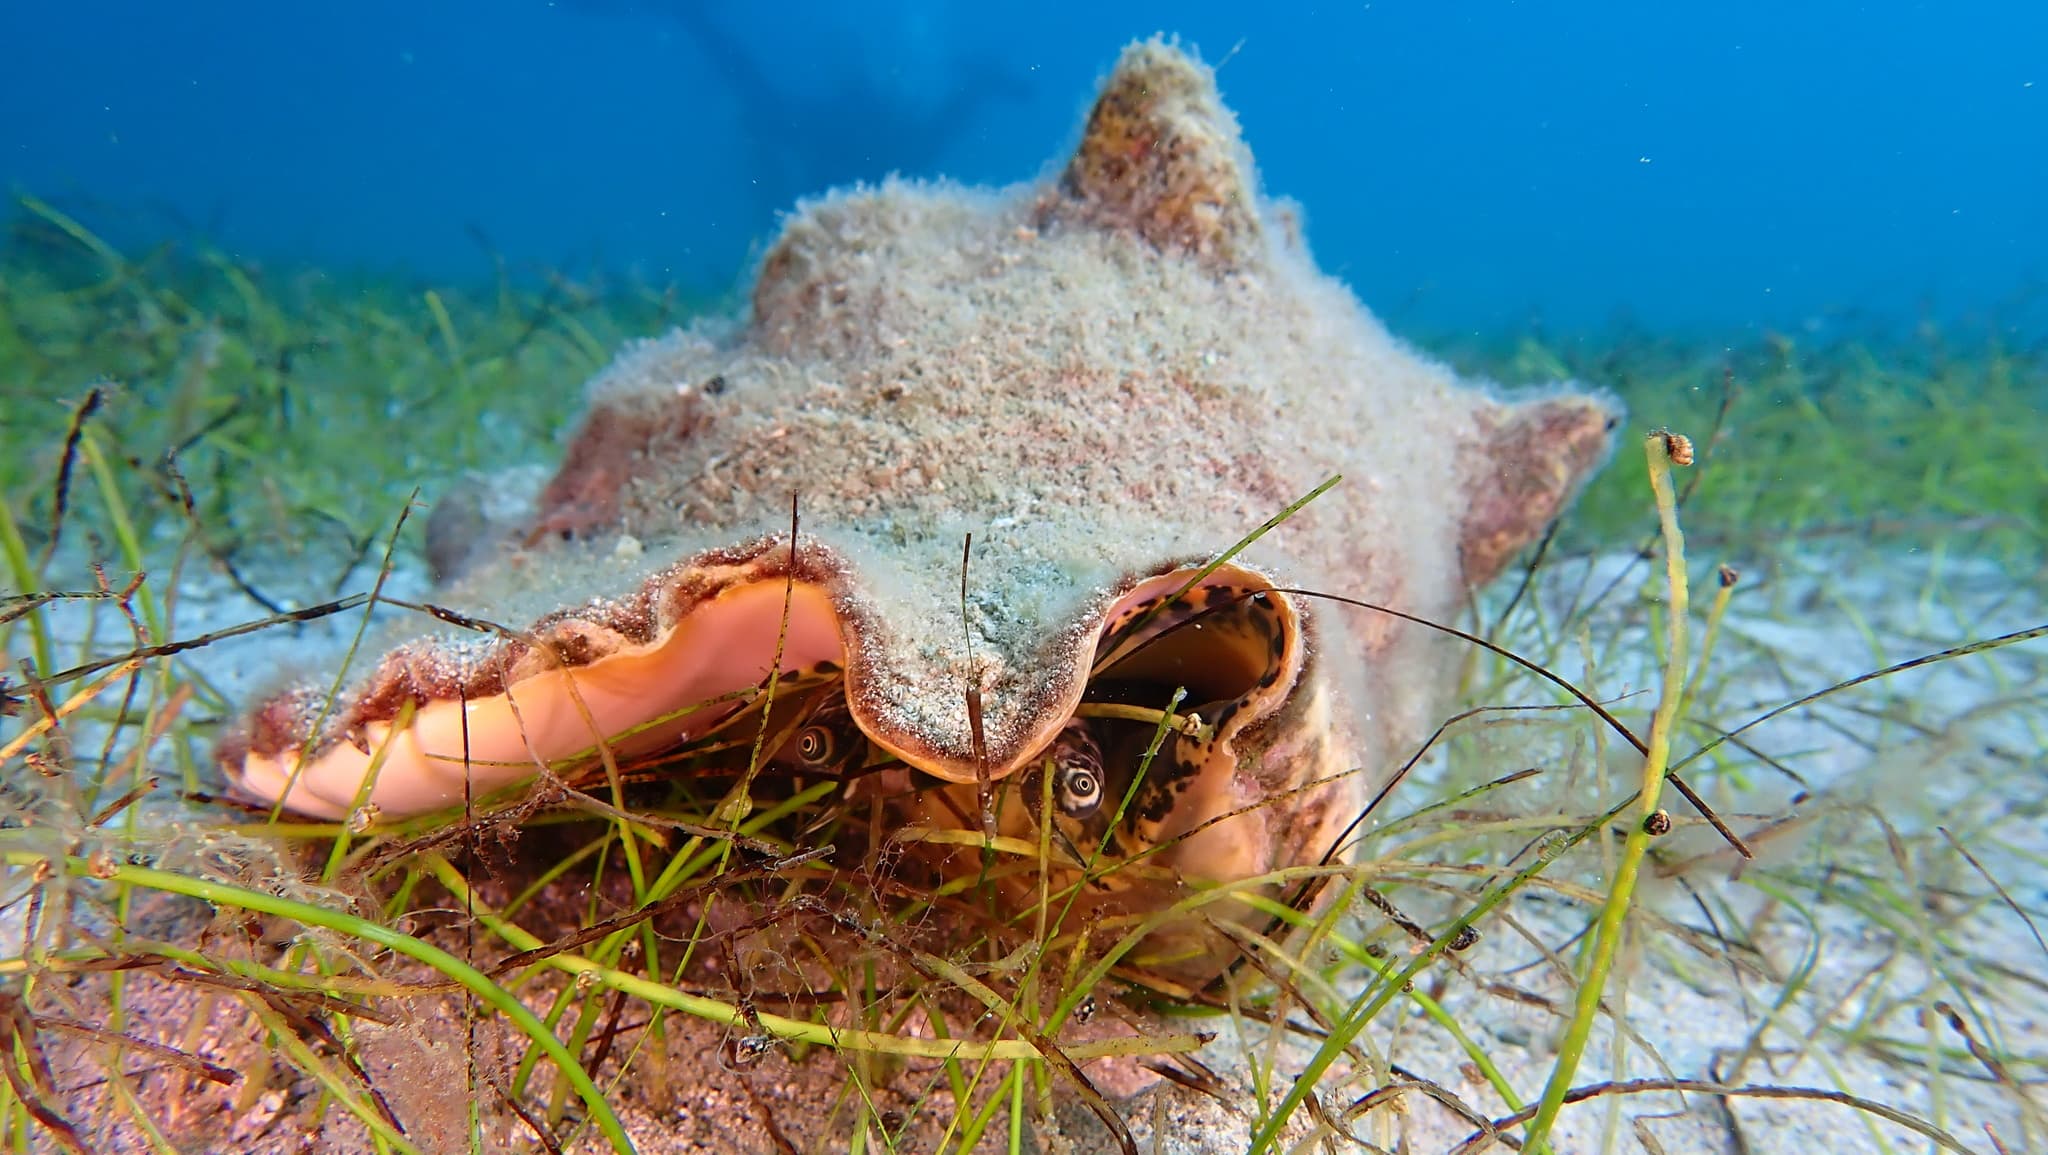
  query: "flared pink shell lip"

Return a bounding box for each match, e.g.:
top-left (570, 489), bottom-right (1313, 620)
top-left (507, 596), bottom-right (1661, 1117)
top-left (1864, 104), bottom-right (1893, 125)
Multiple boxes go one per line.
top-left (227, 531), bottom-right (1295, 823)
top-left (237, 579), bottom-right (845, 820)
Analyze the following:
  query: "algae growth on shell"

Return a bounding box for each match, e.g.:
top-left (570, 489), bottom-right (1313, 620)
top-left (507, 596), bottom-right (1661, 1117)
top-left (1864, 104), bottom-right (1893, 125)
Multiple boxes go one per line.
top-left (224, 39), bottom-right (1617, 974)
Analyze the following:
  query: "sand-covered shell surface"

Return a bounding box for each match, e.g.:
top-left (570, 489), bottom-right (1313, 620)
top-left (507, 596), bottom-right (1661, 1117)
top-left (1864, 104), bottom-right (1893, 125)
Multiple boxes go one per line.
top-left (223, 39), bottom-right (1616, 976)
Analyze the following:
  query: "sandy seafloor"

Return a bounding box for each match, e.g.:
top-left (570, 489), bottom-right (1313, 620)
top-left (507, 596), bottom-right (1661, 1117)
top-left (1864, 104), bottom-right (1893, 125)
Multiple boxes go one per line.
top-left (9, 511), bottom-right (2036, 1155)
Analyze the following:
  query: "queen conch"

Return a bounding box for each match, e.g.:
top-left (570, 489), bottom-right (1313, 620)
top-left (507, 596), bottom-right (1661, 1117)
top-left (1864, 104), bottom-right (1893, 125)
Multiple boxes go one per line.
top-left (223, 40), bottom-right (1615, 979)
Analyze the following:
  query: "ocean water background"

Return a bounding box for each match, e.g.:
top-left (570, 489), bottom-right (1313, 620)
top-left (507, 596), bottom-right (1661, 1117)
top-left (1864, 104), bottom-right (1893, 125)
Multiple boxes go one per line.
top-left (5, 0), bottom-right (2044, 341)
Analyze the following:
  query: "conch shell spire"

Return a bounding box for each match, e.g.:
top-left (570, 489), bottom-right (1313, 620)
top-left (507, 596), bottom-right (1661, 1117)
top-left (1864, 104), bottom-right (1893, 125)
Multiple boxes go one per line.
top-left (1042, 38), bottom-right (1263, 265)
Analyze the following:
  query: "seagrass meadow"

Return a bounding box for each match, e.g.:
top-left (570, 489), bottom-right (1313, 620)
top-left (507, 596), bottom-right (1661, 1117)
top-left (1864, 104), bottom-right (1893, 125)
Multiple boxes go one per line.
top-left (1, 189), bottom-right (2046, 1155)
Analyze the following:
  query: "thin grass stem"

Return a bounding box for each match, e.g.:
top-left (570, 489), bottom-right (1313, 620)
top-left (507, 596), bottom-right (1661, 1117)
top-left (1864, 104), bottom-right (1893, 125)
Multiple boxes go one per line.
top-left (1521, 432), bottom-right (1693, 1150)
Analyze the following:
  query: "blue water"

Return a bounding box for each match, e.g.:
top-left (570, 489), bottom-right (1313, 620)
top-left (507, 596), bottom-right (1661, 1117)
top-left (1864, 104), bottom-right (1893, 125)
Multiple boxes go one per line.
top-left (5, 1), bottom-right (2044, 338)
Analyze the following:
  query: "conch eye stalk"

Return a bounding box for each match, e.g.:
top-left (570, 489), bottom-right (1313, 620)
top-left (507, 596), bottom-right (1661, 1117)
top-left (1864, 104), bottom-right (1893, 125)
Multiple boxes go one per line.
top-left (1048, 722), bottom-right (1106, 819)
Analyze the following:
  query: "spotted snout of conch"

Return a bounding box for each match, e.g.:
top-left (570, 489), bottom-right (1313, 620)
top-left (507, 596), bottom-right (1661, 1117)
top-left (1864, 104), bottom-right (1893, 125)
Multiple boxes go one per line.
top-left (891, 562), bottom-right (1362, 979)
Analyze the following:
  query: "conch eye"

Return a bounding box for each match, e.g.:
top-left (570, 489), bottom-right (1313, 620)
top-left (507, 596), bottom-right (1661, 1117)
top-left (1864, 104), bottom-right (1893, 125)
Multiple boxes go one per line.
top-left (776, 689), bottom-right (864, 775)
top-left (795, 725), bottom-right (836, 766)
top-left (1057, 766), bottom-right (1102, 817)
top-left (1050, 721), bottom-right (1105, 819)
